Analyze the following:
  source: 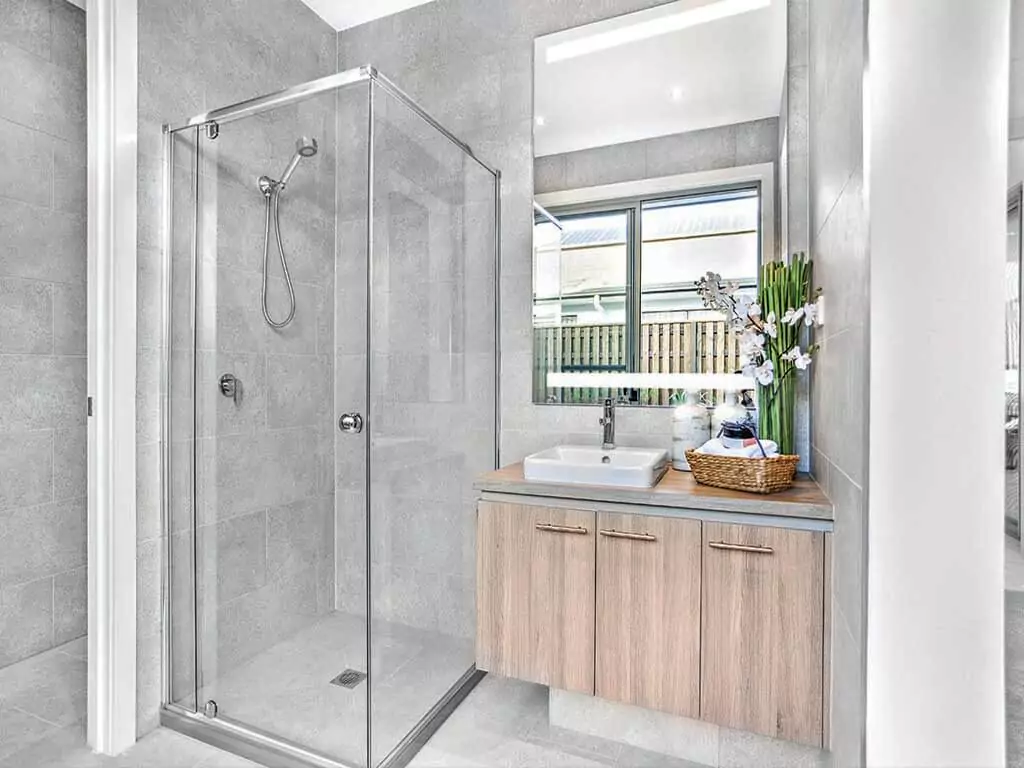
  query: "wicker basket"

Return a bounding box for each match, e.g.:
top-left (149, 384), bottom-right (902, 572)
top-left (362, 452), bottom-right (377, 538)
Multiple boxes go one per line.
top-left (685, 449), bottom-right (800, 494)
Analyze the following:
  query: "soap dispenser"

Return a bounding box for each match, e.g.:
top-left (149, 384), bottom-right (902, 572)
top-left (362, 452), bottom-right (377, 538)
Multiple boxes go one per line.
top-left (711, 391), bottom-right (748, 438)
top-left (672, 390), bottom-right (710, 471)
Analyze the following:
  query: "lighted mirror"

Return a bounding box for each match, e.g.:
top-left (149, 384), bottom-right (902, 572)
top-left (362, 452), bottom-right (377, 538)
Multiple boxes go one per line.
top-left (532, 0), bottom-right (788, 406)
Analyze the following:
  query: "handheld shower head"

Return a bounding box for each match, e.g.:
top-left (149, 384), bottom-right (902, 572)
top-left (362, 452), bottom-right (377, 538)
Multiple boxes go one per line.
top-left (278, 136), bottom-right (319, 188)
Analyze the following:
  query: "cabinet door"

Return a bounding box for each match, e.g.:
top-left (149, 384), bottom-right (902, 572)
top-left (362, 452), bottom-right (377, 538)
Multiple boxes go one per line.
top-left (596, 513), bottom-right (701, 718)
top-left (701, 523), bottom-right (825, 746)
top-left (476, 501), bottom-right (595, 693)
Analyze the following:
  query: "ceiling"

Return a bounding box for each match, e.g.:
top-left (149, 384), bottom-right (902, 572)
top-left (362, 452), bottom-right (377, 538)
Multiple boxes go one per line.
top-left (534, 0), bottom-right (787, 157)
top-left (299, 0), bottom-right (437, 30)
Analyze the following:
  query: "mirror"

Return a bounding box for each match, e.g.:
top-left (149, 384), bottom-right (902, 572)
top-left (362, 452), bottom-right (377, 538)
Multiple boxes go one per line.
top-left (532, 0), bottom-right (789, 406)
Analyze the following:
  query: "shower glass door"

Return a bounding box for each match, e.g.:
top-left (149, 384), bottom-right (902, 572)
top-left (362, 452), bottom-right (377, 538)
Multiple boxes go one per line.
top-left (186, 82), bottom-right (372, 766)
top-left (366, 81), bottom-right (498, 765)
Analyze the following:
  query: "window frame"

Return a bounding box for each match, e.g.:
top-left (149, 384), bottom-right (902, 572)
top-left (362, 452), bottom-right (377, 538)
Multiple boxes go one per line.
top-left (538, 181), bottom-right (765, 401)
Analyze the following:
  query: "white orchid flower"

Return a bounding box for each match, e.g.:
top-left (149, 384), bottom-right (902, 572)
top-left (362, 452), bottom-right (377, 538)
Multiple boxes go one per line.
top-left (739, 330), bottom-right (765, 358)
top-left (783, 345), bottom-right (813, 370)
top-left (754, 359), bottom-right (774, 386)
top-left (748, 302), bottom-right (762, 320)
top-left (801, 302), bottom-right (818, 326)
top-left (782, 307), bottom-right (804, 326)
top-left (733, 293), bottom-right (753, 321)
top-left (762, 311), bottom-right (778, 339)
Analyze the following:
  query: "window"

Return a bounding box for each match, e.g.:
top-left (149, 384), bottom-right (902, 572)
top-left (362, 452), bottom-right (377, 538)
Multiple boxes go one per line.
top-left (532, 186), bottom-right (761, 405)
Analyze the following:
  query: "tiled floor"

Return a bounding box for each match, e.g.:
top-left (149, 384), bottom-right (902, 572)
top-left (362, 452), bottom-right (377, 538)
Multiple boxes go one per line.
top-left (0, 725), bottom-right (261, 768)
top-left (0, 630), bottom-right (720, 768)
top-left (193, 612), bottom-right (474, 766)
top-left (409, 676), bottom-right (706, 768)
top-left (0, 637), bottom-right (88, 765)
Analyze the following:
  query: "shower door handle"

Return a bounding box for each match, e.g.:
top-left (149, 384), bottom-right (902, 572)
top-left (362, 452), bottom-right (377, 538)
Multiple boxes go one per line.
top-left (338, 413), bottom-right (363, 434)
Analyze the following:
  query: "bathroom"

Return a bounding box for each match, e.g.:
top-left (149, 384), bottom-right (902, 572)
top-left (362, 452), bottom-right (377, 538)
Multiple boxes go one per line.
top-left (0, 0), bottom-right (1009, 766)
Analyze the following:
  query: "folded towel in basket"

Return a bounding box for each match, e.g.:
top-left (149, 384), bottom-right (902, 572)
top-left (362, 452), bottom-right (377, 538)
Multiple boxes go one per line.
top-left (696, 437), bottom-right (780, 458)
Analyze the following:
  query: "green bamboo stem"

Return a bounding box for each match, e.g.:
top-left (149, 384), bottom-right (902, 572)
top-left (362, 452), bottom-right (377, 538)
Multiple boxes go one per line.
top-left (757, 253), bottom-right (811, 456)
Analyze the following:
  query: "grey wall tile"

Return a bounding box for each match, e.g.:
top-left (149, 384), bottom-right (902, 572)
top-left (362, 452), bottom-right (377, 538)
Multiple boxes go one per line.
top-left (0, 0), bottom-right (50, 60)
top-left (49, 2), bottom-right (86, 73)
top-left (0, 577), bottom-right (53, 667)
top-left (0, 118), bottom-right (54, 208)
top-left (213, 567), bottom-right (318, 675)
top-left (645, 123), bottom-right (736, 177)
top-left (267, 496), bottom-right (332, 583)
top-left (0, 430), bottom-right (52, 511)
top-left (0, 200), bottom-right (85, 284)
top-left (52, 282), bottom-right (85, 356)
top-left (52, 427), bottom-right (85, 502)
top-left (266, 353), bottom-right (330, 429)
top-left (0, 278), bottom-right (52, 354)
top-left (0, 355), bottom-right (86, 433)
top-left (735, 117), bottom-right (780, 167)
top-left (0, 1), bottom-right (87, 678)
top-left (202, 510), bottom-right (268, 604)
top-left (135, 538), bottom-right (162, 643)
top-left (0, 498), bottom-right (86, 587)
top-left (197, 428), bottom-right (319, 525)
top-left (52, 138), bottom-right (86, 214)
top-left (53, 566), bottom-right (86, 645)
top-left (563, 140), bottom-right (647, 189)
top-left (0, 41), bottom-right (85, 143)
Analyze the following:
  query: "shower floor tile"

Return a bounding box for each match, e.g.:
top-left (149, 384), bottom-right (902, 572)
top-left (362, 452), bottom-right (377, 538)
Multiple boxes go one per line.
top-left (195, 611), bottom-right (473, 766)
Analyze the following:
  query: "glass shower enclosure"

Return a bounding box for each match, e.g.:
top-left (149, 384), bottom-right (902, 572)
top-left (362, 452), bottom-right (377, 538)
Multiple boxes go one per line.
top-left (160, 66), bottom-right (500, 768)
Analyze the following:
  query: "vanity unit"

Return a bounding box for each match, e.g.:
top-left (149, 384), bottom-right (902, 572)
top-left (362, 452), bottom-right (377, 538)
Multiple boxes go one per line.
top-left (474, 464), bottom-right (833, 755)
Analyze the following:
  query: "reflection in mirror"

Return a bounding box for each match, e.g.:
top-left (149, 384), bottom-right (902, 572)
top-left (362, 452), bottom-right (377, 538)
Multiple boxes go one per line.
top-left (532, 0), bottom-right (787, 406)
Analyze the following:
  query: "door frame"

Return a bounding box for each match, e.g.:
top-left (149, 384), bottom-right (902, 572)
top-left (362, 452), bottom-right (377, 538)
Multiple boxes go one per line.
top-left (86, 0), bottom-right (139, 755)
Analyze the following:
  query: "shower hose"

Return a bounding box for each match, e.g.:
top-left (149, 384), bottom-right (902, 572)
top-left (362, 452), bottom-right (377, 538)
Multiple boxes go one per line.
top-left (261, 186), bottom-right (297, 329)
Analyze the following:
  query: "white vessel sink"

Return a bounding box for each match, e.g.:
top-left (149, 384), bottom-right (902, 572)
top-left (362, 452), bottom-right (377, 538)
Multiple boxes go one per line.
top-left (523, 445), bottom-right (669, 488)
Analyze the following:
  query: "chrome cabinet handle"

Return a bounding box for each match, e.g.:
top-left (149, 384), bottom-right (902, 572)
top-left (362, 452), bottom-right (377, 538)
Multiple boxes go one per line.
top-left (219, 373), bottom-right (242, 405)
top-left (708, 541), bottom-right (774, 554)
top-left (338, 413), bottom-right (364, 434)
top-left (599, 529), bottom-right (656, 542)
top-left (535, 523), bottom-right (589, 535)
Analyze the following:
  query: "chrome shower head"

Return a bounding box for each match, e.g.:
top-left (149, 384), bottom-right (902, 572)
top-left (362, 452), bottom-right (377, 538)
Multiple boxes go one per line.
top-left (295, 136), bottom-right (318, 157)
top-left (278, 136), bottom-right (319, 188)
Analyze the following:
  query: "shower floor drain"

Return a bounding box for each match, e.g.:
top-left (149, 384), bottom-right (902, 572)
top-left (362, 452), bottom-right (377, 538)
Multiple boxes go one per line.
top-left (330, 669), bottom-right (367, 689)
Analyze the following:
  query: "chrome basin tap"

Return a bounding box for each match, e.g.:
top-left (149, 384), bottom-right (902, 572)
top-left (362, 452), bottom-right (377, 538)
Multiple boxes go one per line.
top-left (599, 398), bottom-right (615, 450)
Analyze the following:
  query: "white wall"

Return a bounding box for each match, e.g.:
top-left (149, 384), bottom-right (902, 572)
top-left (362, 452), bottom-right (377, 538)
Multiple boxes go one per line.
top-left (866, 1), bottom-right (1008, 764)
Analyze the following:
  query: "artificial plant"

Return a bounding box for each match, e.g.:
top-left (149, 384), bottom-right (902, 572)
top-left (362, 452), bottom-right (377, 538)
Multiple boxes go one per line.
top-left (696, 252), bottom-right (819, 456)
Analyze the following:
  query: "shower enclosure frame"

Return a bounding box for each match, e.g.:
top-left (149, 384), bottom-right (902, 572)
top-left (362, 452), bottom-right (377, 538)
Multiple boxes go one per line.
top-left (158, 64), bottom-right (502, 768)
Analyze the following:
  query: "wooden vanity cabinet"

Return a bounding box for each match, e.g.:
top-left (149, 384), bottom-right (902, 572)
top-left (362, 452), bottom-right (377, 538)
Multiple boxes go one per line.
top-left (476, 500), bottom-right (828, 748)
top-left (595, 512), bottom-right (701, 718)
top-left (700, 522), bottom-right (825, 747)
top-left (476, 501), bottom-right (595, 693)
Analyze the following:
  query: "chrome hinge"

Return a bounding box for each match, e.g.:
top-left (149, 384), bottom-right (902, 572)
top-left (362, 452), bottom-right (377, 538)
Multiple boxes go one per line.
top-left (206, 121), bottom-right (219, 140)
top-left (87, 396), bottom-right (93, 417)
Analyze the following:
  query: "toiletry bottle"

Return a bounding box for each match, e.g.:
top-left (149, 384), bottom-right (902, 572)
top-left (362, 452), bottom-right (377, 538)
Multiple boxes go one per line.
top-left (712, 391), bottom-right (748, 438)
top-left (672, 390), bottom-right (711, 471)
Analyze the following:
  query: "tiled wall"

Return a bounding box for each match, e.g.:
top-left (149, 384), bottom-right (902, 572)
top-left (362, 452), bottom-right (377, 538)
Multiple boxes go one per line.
top-left (136, 0), bottom-right (337, 735)
top-left (339, 0), bottom-right (703, 465)
top-left (807, 0), bottom-right (868, 764)
top-left (534, 118), bottom-right (779, 194)
top-left (0, 0), bottom-right (87, 670)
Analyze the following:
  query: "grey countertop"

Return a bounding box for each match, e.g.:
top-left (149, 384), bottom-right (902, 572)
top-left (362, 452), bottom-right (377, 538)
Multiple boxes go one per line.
top-left (475, 463), bottom-right (834, 522)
